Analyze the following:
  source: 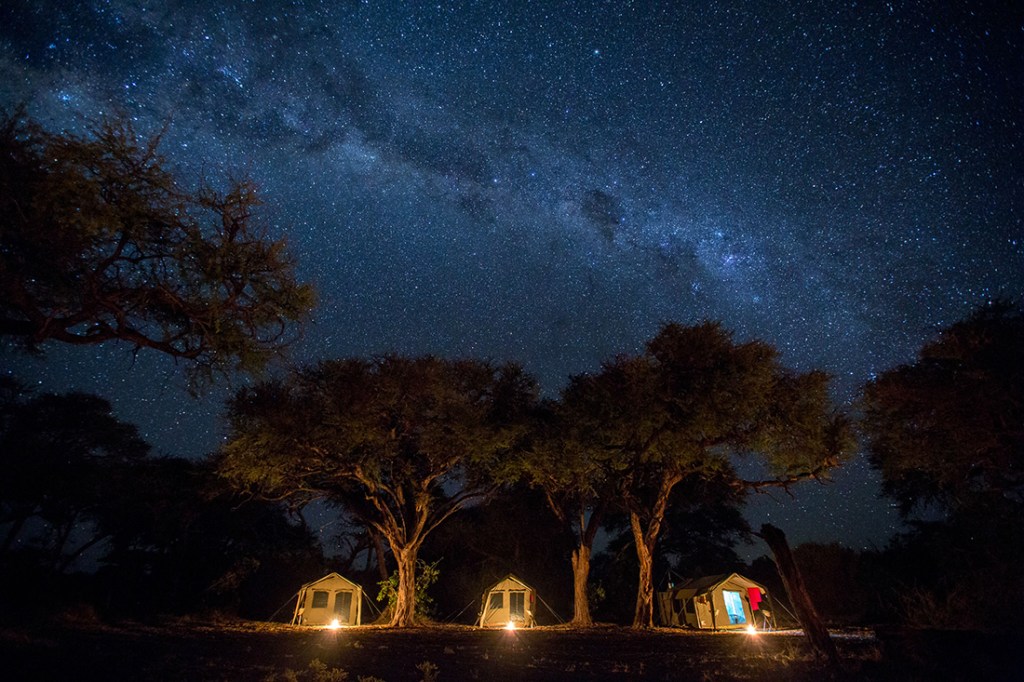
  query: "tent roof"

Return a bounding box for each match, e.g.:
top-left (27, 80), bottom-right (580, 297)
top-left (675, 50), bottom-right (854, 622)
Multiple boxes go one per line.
top-left (482, 573), bottom-right (535, 594)
top-left (299, 571), bottom-right (362, 591)
top-left (675, 572), bottom-right (768, 596)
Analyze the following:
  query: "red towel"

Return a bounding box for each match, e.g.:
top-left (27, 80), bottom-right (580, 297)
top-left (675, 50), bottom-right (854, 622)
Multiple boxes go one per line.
top-left (748, 587), bottom-right (762, 611)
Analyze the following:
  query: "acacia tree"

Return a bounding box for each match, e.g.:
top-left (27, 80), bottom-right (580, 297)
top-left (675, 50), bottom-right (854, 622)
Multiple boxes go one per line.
top-left (566, 322), bottom-right (851, 628)
top-left (861, 301), bottom-right (1024, 514)
top-left (0, 111), bottom-right (314, 385)
top-left (219, 355), bottom-right (535, 627)
top-left (514, 399), bottom-right (614, 626)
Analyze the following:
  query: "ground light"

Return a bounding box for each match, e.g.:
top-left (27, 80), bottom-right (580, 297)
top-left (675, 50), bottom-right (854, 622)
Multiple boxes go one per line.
top-left (745, 624), bottom-right (758, 635)
top-left (504, 621), bottom-right (517, 631)
top-left (328, 619), bottom-right (341, 630)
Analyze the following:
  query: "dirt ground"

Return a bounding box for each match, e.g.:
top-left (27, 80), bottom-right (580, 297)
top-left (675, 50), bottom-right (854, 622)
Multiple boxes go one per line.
top-left (0, 619), bottom-right (1015, 681)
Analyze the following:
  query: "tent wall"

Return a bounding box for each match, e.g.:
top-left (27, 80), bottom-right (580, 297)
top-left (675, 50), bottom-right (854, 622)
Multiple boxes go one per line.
top-left (478, 575), bottom-right (536, 628)
top-left (292, 573), bottom-right (363, 626)
top-left (656, 590), bottom-right (676, 626)
top-left (692, 592), bottom-right (714, 629)
top-left (657, 573), bottom-right (772, 630)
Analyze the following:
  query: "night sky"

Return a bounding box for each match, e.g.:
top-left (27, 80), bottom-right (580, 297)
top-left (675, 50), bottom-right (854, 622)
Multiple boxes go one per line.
top-left (2, 1), bottom-right (1022, 556)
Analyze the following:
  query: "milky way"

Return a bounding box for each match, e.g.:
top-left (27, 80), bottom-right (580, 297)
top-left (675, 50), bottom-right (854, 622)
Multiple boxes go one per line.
top-left (2, 1), bottom-right (1022, 554)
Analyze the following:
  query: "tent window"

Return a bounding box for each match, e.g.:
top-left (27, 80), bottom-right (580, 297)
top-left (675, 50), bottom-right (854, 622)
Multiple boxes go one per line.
top-left (489, 592), bottom-right (503, 610)
top-left (334, 591), bottom-right (352, 622)
top-left (722, 590), bottom-right (746, 624)
top-left (684, 599), bottom-right (696, 614)
top-left (311, 590), bottom-right (329, 609)
top-left (509, 591), bottom-right (525, 619)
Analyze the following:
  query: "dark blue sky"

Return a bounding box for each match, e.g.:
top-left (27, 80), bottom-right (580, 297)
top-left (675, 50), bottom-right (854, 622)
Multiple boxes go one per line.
top-left (3, 0), bottom-right (1022, 554)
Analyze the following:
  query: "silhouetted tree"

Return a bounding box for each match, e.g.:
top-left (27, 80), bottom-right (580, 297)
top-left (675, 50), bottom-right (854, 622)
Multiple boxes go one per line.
top-left (861, 301), bottom-right (1024, 514)
top-left (0, 385), bottom-right (149, 571)
top-left (0, 382), bottom-right (320, 619)
top-left (425, 483), bottom-right (575, 625)
top-left (654, 470), bottom-right (749, 577)
top-left (861, 301), bottom-right (1024, 630)
top-left (567, 322), bottom-right (852, 628)
top-left (219, 356), bottom-right (536, 627)
top-left (510, 400), bottom-right (614, 625)
top-left (0, 110), bottom-right (314, 386)
top-left (97, 455), bottom-right (324, 618)
top-left (788, 542), bottom-right (872, 625)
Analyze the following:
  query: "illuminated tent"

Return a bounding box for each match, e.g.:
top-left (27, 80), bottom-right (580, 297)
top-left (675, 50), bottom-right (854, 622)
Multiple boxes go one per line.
top-left (477, 574), bottom-right (537, 628)
top-left (656, 572), bottom-right (775, 630)
top-left (291, 572), bottom-right (363, 626)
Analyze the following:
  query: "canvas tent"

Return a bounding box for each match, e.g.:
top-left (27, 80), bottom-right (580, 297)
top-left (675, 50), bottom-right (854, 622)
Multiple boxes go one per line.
top-left (292, 572), bottom-right (363, 626)
top-left (477, 574), bottom-right (537, 628)
top-left (657, 572), bottom-right (775, 630)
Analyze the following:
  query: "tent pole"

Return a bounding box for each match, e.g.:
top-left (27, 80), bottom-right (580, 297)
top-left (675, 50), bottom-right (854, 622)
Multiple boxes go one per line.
top-left (291, 589), bottom-right (304, 625)
top-left (479, 594), bottom-right (490, 628)
top-left (534, 592), bottom-right (565, 624)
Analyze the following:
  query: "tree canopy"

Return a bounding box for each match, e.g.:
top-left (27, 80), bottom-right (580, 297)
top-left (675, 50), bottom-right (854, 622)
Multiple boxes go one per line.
top-left (0, 380), bottom-right (150, 571)
top-left (219, 355), bottom-right (537, 626)
top-left (861, 301), bottom-right (1024, 515)
top-left (0, 111), bottom-right (314, 384)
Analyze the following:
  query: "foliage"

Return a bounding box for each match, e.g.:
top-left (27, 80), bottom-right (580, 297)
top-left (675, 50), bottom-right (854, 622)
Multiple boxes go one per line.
top-left (0, 110), bottom-right (314, 386)
top-left (647, 471), bottom-right (750, 576)
top-left (0, 381), bottom-right (150, 571)
top-left (897, 585), bottom-right (974, 631)
top-left (859, 303), bottom-right (1024, 631)
top-left (376, 559), bottom-right (441, 617)
top-left (272, 660), bottom-right (348, 682)
top-left (792, 543), bottom-right (873, 625)
top-left (221, 356), bottom-right (535, 513)
top-left (308, 659), bottom-right (348, 682)
top-left (749, 545), bottom-right (877, 629)
top-left (861, 300), bottom-right (1024, 515)
top-left (416, 660), bottom-right (439, 682)
top-left (95, 455), bottom-right (324, 618)
top-left (875, 502), bottom-right (1024, 630)
top-left (0, 382), bottom-right (323, 621)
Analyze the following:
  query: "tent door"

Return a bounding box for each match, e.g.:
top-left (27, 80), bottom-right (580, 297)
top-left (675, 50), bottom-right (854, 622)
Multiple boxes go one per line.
top-left (722, 590), bottom-right (747, 625)
top-left (334, 591), bottom-right (353, 624)
top-left (509, 591), bottom-right (525, 620)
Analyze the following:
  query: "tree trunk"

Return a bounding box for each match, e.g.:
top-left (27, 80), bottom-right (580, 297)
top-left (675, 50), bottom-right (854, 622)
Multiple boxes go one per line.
top-left (759, 524), bottom-right (839, 666)
top-left (570, 544), bottom-right (593, 626)
top-left (630, 511), bottom-right (656, 629)
top-left (390, 546), bottom-right (418, 627)
top-left (372, 531), bottom-right (390, 583)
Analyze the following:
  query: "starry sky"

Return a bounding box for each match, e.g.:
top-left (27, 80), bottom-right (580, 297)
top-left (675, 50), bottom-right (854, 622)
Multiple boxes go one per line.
top-left (2, 0), bottom-right (1022, 556)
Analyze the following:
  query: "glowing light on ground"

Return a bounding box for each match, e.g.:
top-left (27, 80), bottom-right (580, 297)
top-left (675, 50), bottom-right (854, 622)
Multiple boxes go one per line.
top-left (328, 619), bottom-right (341, 630)
top-left (504, 621), bottom-right (517, 631)
top-left (745, 624), bottom-right (758, 635)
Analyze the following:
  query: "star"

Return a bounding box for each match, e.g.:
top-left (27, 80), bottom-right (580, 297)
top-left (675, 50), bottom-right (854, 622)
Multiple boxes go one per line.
top-left (1, 0), bottom-right (1020, 554)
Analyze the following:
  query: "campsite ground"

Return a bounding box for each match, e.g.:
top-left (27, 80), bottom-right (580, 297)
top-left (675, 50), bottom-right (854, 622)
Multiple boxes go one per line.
top-left (1, 617), bottom-right (1016, 681)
